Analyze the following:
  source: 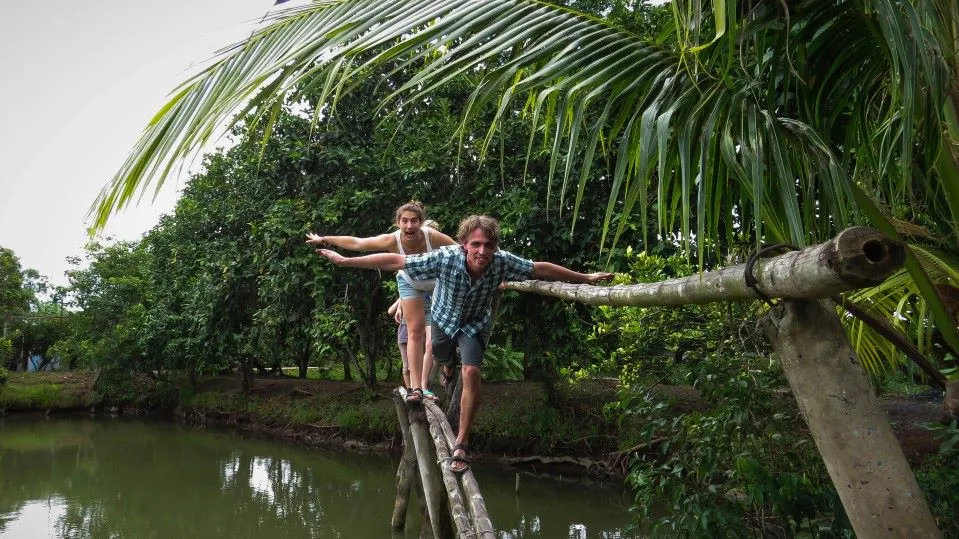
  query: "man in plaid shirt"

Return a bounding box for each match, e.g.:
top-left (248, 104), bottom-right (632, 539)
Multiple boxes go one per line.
top-left (313, 215), bottom-right (613, 473)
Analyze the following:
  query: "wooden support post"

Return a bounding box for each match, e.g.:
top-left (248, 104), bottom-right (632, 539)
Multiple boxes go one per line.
top-left (762, 299), bottom-right (941, 538)
top-left (394, 389), bottom-right (436, 538)
top-left (392, 391), bottom-right (416, 532)
top-left (409, 405), bottom-right (453, 538)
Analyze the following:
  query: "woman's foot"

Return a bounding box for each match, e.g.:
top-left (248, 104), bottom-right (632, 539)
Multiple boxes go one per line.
top-left (422, 389), bottom-right (437, 401)
top-left (406, 387), bottom-right (423, 403)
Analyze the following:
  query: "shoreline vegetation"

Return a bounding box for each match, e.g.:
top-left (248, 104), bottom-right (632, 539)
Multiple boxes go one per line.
top-left (0, 371), bottom-right (946, 480)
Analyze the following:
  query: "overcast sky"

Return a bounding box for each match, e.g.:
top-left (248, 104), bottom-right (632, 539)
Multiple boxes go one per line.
top-left (0, 0), bottom-right (289, 286)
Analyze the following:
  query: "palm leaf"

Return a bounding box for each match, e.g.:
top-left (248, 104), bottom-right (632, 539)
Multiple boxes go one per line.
top-left (90, 0), bottom-right (958, 372)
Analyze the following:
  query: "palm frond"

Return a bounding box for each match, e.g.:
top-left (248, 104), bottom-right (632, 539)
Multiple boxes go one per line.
top-left (93, 0), bottom-right (866, 260)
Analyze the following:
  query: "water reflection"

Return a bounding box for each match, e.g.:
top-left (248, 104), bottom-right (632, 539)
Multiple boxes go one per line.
top-left (0, 417), bottom-right (636, 537)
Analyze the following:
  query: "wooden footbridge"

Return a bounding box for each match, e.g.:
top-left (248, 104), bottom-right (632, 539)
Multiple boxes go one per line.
top-left (389, 227), bottom-right (944, 538)
top-left (391, 388), bottom-right (494, 538)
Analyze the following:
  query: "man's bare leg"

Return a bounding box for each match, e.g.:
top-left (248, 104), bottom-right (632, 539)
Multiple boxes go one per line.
top-left (453, 364), bottom-right (481, 471)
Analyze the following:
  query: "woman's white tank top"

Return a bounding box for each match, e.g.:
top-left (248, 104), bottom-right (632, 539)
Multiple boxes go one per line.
top-left (396, 226), bottom-right (437, 291)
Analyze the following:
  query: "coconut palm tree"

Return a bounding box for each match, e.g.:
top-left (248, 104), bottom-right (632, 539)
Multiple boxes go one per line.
top-left (91, 0), bottom-right (959, 369)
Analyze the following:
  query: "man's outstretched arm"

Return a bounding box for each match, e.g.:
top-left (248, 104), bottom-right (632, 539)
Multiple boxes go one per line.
top-left (531, 262), bottom-right (614, 284)
top-left (315, 249), bottom-right (405, 271)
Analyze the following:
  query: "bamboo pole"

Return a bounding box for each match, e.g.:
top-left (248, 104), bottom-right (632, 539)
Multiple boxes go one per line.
top-left (392, 390), bottom-right (416, 531)
top-left (506, 227), bottom-right (904, 306)
top-left (425, 401), bottom-right (496, 538)
top-left (422, 403), bottom-right (474, 537)
top-left (408, 403), bottom-right (453, 538)
top-left (762, 299), bottom-right (941, 538)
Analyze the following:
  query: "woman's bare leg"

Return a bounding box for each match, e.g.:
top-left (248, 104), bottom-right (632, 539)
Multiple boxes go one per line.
top-left (398, 341), bottom-right (411, 388)
top-left (421, 325), bottom-right (436, 391)
top-left (402, 297), bottom-right (426, 392)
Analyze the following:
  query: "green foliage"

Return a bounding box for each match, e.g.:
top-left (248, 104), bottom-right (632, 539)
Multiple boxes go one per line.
top-left (0, 246), bottom-right (30, 316)
top-left (0, 338), bottom-right (12, 374)
top-left (915, 421), bottom-right (959, 535)
top-left (0, 365), bottom-right (7, 386)
top-left (595, 250), bottom-right (757, 384)
top-left (483, 339), bottom-right (525, 381)
top-left (611, 353), bottom-right (851, 537)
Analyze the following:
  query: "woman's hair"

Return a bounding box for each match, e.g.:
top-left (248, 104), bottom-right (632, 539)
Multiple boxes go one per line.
top-left (394, 201), bottom-right (426, 223)
top-left (456, 215), bottom-right (500, 245)
top-left (423, 219), bottom-right (441, 231)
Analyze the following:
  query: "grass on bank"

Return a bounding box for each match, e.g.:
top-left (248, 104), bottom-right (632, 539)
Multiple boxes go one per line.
top-left (0, 372), bottom-right (95, 411)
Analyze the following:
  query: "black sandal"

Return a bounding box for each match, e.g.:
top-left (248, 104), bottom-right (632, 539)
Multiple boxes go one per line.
top-left (450, 443), bottom-right (471, 474)
top-left (441, 366), bottom-right (455, 391)
top-left (406, 388), bottom-right (423, 403)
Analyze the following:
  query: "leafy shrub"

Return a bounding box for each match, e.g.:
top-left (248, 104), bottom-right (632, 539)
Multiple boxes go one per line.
top-left (610, 353), bottom-right (851, 537)
top-left (483, 338), bottom-right (525, 381)
top-left (594, 251), bottom-right (759, 385)
top-left (0, 337), bottom-right (12, 375)
top-left (916, 421), bottom-right (959, 535)
top-left (93, 366), bottom-right (138, 405)
top-left (0, 366), bottom-right (7, 386)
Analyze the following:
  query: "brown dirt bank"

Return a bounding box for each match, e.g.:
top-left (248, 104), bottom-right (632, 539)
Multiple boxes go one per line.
top-left (2, 372), bottom-right (948, 475)
top-left (182, 374), bottom-right (946, 471)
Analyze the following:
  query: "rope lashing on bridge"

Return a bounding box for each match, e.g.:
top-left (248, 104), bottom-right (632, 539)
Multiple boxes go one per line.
top-left (743, 243), bottom-right (798, 307)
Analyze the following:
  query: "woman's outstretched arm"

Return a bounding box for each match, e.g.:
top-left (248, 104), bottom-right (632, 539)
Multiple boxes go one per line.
top-left (314, 249), bottom-right (406, 271)
top-left (305, 232), bottom-right (395, 252)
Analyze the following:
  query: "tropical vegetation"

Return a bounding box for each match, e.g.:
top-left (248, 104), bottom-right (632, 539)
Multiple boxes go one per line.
top-left (3, 0), bottom-right (958, 534)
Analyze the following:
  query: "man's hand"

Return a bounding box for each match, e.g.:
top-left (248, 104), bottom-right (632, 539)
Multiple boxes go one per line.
top-left (585, 272), bottom-right (615, 283)
top-left (305, 232), bottom-right (326, 246)
top-left (315, 248), bottom-right (348, 266)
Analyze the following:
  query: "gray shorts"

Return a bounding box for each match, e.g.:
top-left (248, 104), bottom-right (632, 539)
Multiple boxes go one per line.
top-left (432, 326), bottom-right (485, 368)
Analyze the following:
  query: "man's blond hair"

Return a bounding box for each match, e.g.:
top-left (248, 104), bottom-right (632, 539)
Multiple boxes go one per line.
top-left (456, 215), bottom-right (500, 245)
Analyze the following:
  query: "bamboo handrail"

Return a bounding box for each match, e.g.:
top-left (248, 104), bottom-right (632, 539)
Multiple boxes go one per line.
top-left (506, 227), bottom-right (905, 306)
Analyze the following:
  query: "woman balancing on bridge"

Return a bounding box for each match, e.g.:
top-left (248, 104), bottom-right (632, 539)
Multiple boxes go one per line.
top-left (306, 202), bottom-right (457, 403)
top-left (312, 215), bottom-right (614, 473)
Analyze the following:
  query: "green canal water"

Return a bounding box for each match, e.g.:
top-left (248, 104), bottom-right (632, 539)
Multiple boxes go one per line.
top-left (0, 417), bottom-right (637, 538)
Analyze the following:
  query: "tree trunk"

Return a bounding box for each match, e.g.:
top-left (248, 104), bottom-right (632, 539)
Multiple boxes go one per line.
top-left (422, 404), bottom-right (473, 537)
top-left (240, 358), bottom-right (253, 395)
top-left (366, 354), bottom-right (376, 390)
top-left (946, 379), bottom-right (959, 420)
top-left (298, 347), bottom-right (309, 379)
top-left (506, 227), bottom-right (904, 306)
top-left (761, 299), bottom-right (941, 538)
top-left (342, 351), bottom-right (352, 381)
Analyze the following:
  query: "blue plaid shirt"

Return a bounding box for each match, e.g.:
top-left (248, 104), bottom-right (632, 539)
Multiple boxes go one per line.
top-left (405, 245), bottom-right (534, 338)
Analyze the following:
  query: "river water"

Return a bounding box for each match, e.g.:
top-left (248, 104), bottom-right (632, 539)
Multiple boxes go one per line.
top-left (0, 417), bottom-right (637, 538)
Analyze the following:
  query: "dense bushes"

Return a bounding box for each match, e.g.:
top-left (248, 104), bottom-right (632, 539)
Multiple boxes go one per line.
top-left (591, 250), bottom-right (761, 384)
top-left (611, 353), bottom-right (852, 537)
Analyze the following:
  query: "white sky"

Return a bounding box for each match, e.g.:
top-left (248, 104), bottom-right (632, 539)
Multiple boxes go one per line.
top-left (0, 0), bottom-right (287, 286)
